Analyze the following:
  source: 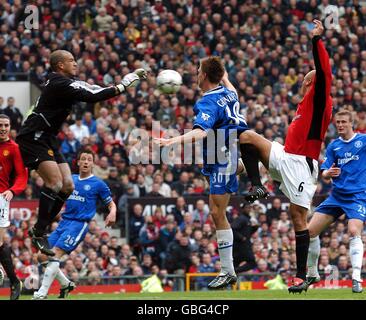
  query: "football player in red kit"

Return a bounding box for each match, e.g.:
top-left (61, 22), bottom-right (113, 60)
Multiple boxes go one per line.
top-left (0, 114), bottom-right (28, 299)
top-left (239, 20), bottom-right (332, 293)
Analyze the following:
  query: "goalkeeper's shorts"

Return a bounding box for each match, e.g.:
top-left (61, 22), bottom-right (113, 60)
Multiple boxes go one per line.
top-left (16, 132), bottom-right (67, 170)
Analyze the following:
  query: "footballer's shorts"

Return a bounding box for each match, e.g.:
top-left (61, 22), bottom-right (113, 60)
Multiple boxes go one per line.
top-left (269, 141), bottom-right (318, 210)
top-left (16, 132), bottom-right (67, 170)
top-left (48, 219), bottom-right (89, 253)
top-left (316, 190), bottom-right (366, 222)
top-left (202, 163), bottom-right (238, 195)
top-left (0, 197), bottom-right (10, 228)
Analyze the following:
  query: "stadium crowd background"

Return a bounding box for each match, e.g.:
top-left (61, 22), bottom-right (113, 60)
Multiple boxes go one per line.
top-left (0, 0), bottom-right (365, 288)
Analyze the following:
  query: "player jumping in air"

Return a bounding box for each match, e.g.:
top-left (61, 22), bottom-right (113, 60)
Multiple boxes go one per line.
top-left (32, 149), bottom-right (116, 299)
top-left (307, 110), bottom-right (366, 293)
top-left (0, 114), bottom-right (28, 299)
top-left (156, 56), bottom-right (249, 289)
top-left (15, 50), bottom-right (146, 256)
top-left (238, 20), bottom-right (332, 293)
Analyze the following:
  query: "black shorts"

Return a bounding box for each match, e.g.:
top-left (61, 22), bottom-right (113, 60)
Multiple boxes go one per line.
top-left (16, 132), bottom-right (67, 170)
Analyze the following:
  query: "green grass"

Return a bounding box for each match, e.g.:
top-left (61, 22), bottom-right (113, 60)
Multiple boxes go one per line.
top-left (2, 289), bottom-right (365, 300)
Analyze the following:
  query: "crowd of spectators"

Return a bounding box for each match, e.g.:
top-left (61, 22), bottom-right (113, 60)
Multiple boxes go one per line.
top-left (0, 0), bottom-right (365, 289)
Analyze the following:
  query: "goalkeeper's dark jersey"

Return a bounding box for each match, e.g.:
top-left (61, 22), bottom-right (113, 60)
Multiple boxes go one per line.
top-left (17, 72), bottom-right (118, 137)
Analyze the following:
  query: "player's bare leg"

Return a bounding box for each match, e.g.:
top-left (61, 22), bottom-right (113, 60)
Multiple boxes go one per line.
top-left (54, 163), bottom-right (74, 219)
top-left (306, 213), bottom-right (334, 285)
top-left (348, 219), bottom-right (364, 293)
top-left (207, 194), bottom-right (237, 289)
top-left (237, 158), bottom-right (245, 175)
top-left (58, 163), bottom-right (74, 195)
top-left (288, 203), bottom-right (311, 293)
top-left (0, 228), bottom-right (22, 300)
top-left (239, 130), bottom-right (271, 202)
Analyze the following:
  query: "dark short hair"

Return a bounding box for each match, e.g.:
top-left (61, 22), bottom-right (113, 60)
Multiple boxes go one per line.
top-left (200, 56), bottom-right (225, 84)
top-left (77, 149), bottom-right (95, 161)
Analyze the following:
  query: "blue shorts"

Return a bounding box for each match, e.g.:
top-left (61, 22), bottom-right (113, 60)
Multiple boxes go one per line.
top-left (315, 191), bottom-right (366, 222)
top-left (202, 164), bottom-right (238, 195)
top-left (48, 219), bottom-right (89, 253)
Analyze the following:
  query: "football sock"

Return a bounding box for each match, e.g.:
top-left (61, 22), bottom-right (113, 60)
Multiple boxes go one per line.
top-left (307, 236), bottom-right (320, 277)
top-left (240, 143), bottom-right (262, 186)
top-left (49, 191), bottom-right (69, 221)
top-left (55, 268), bottom-right (70, 287)
top-left (0, 244), bottom-right (18, 285)
top-left (350, 236), bottom-right (363, 282)
top-left (34, 187), bottom-right (59, 235)
top-left (37, 259), bottom-right (60, 297)
top-left (41, 261), bottom-right (69, 287)
top-left (217, 229), bottom-right (235, 275)
top-left (295, 229), bottom-right (310, 280)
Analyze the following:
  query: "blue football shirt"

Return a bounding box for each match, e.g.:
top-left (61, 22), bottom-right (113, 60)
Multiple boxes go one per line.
top-left (193, 85), bottom-right (248, 169)
top-left (62, 174), bottom-right (112, 221)
top-left (321, 133), bottom-right (366, 194)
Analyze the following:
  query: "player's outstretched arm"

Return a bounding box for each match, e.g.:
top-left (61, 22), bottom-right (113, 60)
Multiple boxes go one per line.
top-left (104, 201), bottom-right (117, 227)
top-left (222, 71), bottom-right (238, 97)
top-left (154, 128), bottom-right (208, 147)
top-left (311, 20), bottom-right (332, 90)
top-left (64, 69), bottom-right (147, 103)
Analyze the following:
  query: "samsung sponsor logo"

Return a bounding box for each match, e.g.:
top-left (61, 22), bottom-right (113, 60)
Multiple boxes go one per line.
top-left (68, 195), bottom-right (85, 202)
top-left (337, 155), bottom-right (359, 165)
top-left (68, 190), bottom-right (85, 202)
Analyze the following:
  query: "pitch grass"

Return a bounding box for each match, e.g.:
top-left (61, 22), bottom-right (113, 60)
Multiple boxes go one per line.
top-left (3, 288), bottom-right (365, 300)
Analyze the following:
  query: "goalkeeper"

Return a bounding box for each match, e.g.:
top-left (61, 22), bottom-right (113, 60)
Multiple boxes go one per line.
top-left (15, 49), bottom-right (146, 256)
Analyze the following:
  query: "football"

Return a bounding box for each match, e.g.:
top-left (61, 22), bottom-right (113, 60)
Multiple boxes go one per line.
top-left (156, 70), bottom-right (182, 94)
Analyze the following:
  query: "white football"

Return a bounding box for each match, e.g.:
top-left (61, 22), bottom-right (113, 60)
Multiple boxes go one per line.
top-left (156, 70), bottom-right (182, 94)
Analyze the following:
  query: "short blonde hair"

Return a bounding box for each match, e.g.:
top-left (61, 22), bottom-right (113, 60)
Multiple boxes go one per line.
top-left (335, 109), bottom-right (353, 123)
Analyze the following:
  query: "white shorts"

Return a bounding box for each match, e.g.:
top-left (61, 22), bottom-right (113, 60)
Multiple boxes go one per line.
top-left (0, 197), bottom-right (10, 228)
top-left (269, 141), bottom-right (318, 210)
